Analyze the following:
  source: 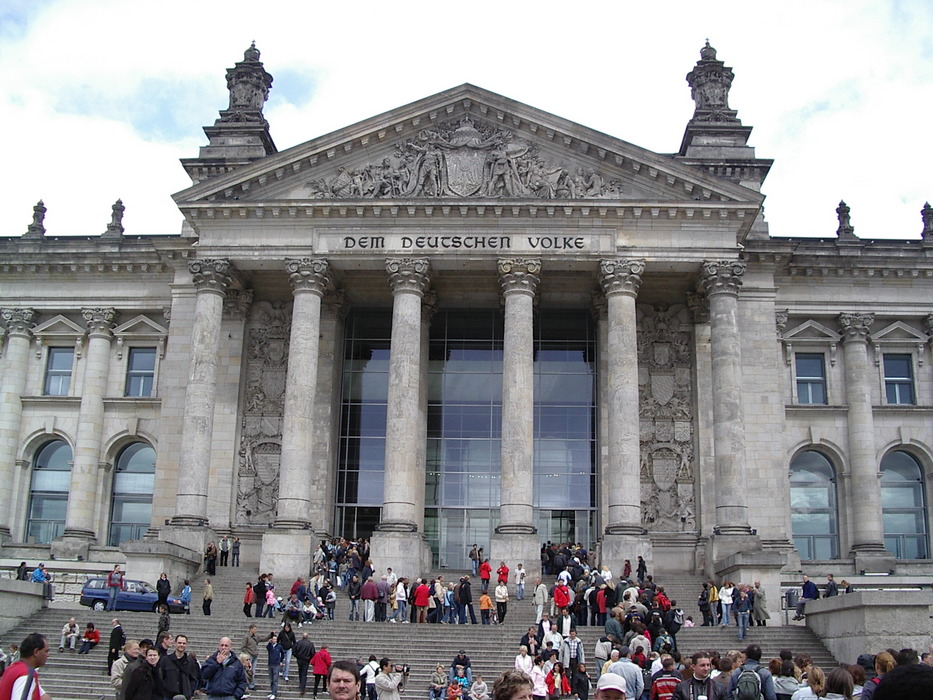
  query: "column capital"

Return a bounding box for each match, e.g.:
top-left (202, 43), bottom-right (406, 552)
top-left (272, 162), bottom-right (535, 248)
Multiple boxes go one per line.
top-left (838, 312), bottom-right (874, 341)
top-left (286, 258), bottom-right (332, 295)
top-left (223, 289), bottom-right (254, 319)
top-left (498, 258), bottom-right (541, 296)
top-left (701, 259), bottom-right (746, 296)
top-left (189, 258), bottom-right (234, 295)
top-left (1, 308), bottom-right (36, 337)
top-left (81, 307), bottom-right (116, 337)
top-left (598, 259), bottom-right (645, 297)
top-left (386, 258), bottom-right (430, 295)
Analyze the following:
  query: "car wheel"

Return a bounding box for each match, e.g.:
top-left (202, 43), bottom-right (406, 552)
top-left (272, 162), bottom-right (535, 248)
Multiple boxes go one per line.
top-left (93, 600), bottom-right (106, 612)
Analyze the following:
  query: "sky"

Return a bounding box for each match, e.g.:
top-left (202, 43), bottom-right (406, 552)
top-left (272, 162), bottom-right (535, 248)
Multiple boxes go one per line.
top-left (1, 0), bottom-right (930, 240)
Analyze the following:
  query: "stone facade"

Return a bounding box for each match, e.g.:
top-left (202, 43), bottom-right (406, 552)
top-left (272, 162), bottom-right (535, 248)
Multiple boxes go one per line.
top-left (1, 44), bottom-right (931, 586)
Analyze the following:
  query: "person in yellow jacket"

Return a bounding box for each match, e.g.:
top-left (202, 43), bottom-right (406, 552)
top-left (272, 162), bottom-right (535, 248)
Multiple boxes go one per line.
top-left (707, 580), bottom-right (720, 626)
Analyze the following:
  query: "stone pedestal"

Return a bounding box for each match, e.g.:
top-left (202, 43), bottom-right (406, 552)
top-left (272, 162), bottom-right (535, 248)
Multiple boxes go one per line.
top-left (852, 550), bottom-right (896, 574)
top-left (260, 529), bottom-right (315, 582)
top-left (158, 525), bottom-right (216, 569)
top-left (714, 550), bottom-right (786, 626)
top-left (600, 534), bottom-right (653, 580)
top-left (50, 536), bottom-right (91, 562)
top-left (707, 532), bottom-right (762, 572)
top-left (370, 530), bottom-right (429, 580)
top-left (122, 539), bottom-right (202, 590)
top-left (805, 590), bottom-right (933, 662)
top-left (490, 533), bottom-right (541, 584)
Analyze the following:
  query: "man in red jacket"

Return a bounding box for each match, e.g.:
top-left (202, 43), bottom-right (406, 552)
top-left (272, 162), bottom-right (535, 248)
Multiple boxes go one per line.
top-left (553, 581), bottom-right (571, 612)
top-left (479, 559), bottom-right (492, 593)
top-left (0, 633), bottom-right (51, 700)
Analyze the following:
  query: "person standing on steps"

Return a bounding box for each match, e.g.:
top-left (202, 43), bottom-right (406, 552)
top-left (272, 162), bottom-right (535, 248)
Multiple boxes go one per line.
top-left (159, 634), bottom-right (200, 700)
top-left (533, 577), bottom-right (548, 623)
top-left (479, 559), bottom-right (492, 593)
top-left (202, 579), bottom-right (214, 616)
top-left (180, 579), bottom-right (191, 615)
top-left (156, 574), bottom-right (171, 609)
top-left (231, 537), bottom-right (241, 567)
top-left (375, 658), bottom-right (407, 700)
top-left (515, 564), bottom-right (526, 601)
top-left (238, 625), bottom-right (260, 693)
top-left (635, 556), bottom-right (647, 586)
top-left (106, 565), bottom-right (126, 612)
top-left (310, 644), bottom-right (332, 699)
top-left (469, 545), bottom-right (480, 576)
top-left (219, 536), bottom-right (230, 567)
top-left (107, 619), bottom-right (125, 673)
top-left (292, 632), bottom-right (315, 697)
top-left (264, 632), bottom-right (283, 700)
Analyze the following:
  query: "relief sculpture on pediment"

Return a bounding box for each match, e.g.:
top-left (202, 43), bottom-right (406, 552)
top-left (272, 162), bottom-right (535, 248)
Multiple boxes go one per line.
top-left (305, 117), bottom-right (625, 199)
top-left (637, 303), bottom-right (697, 532)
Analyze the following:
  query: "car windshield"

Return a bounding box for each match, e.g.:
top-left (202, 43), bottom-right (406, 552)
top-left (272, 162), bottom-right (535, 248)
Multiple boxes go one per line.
top-left (137, 582), bottom-right (153, 593)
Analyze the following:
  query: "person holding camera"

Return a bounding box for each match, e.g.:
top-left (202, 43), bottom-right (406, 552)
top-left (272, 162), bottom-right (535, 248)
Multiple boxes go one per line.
top-left (375, 657), bottom-right (408, 700)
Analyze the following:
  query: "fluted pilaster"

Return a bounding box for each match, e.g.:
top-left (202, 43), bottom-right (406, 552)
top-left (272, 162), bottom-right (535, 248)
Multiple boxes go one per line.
top-left (0, 308), bottom-right (35, 537)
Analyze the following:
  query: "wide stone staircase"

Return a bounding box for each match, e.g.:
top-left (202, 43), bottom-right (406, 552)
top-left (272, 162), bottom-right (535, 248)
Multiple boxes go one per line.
top-left (2, 565), bottom-right (838, 700)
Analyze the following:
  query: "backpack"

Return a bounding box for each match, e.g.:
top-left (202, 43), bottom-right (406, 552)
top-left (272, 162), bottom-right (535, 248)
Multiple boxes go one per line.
top-left (734, 666), bottom-right (763, 700)
top-left (673, 609), bottom-right (685, 625)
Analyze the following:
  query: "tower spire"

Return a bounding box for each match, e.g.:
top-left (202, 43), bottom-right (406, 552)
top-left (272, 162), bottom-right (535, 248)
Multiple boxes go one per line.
top-left (180, 44), bottom-right (277, 183)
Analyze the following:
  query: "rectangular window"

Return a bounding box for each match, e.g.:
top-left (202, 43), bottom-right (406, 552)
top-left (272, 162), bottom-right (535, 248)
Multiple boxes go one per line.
top-left (883, 354), bottom-right (914, 405)
top-left (795, 353), bottom-right (826, 404)
top-left (125, 347), bottom-right (157, 397)
top-left (44, 347), bottom-right (74, 396)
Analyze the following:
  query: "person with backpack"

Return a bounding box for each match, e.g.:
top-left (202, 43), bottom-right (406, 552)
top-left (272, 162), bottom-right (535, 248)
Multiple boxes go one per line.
top-left (728, 644), bottom-right (777, 700)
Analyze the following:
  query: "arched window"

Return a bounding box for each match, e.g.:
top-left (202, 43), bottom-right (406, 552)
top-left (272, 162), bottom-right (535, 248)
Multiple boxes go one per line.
top-left (880, 450), bottom-right (929, 559)
top-left (109, 442), bottom-right (156, 547)
top-left (790, 450), bottom-right (840, 560)
top-left (26, 440), bottom-right (72, 544)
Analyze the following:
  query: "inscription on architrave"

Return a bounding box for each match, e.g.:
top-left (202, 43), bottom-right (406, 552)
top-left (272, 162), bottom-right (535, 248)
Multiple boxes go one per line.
top-left (236, 300), bottom-right (291, 524)
top-left (637, 303), bottom-right (697, 531)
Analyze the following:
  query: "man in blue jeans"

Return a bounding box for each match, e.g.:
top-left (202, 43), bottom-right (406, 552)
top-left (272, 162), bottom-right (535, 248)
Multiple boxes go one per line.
top-left (106, 564), bottom-right (125, 611)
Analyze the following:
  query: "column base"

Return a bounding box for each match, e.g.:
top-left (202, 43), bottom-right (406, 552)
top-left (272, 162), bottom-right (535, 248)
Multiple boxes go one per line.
top-left (851, 548), bottom-right (896, 574)
top-left (374, 520), bottom-right (418, 533)
top-left (370, 530), bottom-right (429, 579)
top-left (50, 534), bottom-right (93, 561)
top-left (600, 533), bottom-right (653, 582)
top-left (491, 532), bottom-right (541, 583)
top-left (260, 530), bottom-right (314, 583)
top-left (170, 514), bottom-right (209, 527)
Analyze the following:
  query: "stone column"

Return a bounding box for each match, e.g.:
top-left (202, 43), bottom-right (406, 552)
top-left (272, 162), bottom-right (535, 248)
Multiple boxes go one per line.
top-left (170, 259), bottom-right (233, 527)
top-left (701, 260), bottom-right (751, 535)
top-left (489, 259), bottom-right (542, 579)
top-left (54, 308), bottom-right (116, 556)
top-left (0, 308), bottom-right (34, 539)
top-left (371, 258), bottom-right (430, 577)
top-left (597, 260), bottom-right (652, 570)
top-left (837, 312), bottom-right (892, 571)
top-left (261, 259), bottom-right (332, 581)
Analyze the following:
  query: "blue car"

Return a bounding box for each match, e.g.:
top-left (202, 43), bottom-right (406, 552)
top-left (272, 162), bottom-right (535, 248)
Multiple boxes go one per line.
top-left (80, 577), bottom-right (186, 613)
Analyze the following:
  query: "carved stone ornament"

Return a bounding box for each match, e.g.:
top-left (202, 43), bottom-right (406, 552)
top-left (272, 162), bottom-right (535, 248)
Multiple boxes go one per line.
top-left (637, 303), bottom-right (697, 532)
top-left (685, 291), bottom-right (709, 324)
top-left (102, 199), bottom-right (125, 237)
top-left (81, 307), bottom-right (117, 336)
top-left (286, 258), bottom-right (332, 295)
top-left (598, 259), bottom-right (645, 297)
top-left (223, 289), bottom-right (254, 319)
top-left (189, 259), bottom-right (234, 294)
top-left (24, 200), bottom-right (46, 237)
top-left (236, 300), bottom-right (292, 524)
top-left (685, 42), bottom-right (740, 124)
top-left (775, 310), bottom-right (789, 335)
top-left (701, 260), bottom-right (746, 296)
top-left (921, 202), bottom-right (932, 239)
top-left (304, 117), bottom-right (625, 200)
top-left (220, 42), bottom-right (273, 124)
top-left (1, 308), bottom-right (36, 336)
top-left (836, 200), bottom-right (856, 240)
top-left (498, 258), bottom-right (542, 296)
top-left (838, 312), bottom-right (874, 341)
top-left (386, 258), bottom-right (430, 295)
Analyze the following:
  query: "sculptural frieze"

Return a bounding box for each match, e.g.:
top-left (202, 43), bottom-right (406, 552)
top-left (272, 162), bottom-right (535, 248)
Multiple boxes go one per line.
top-left (305, 117), bottom-right (625, 200)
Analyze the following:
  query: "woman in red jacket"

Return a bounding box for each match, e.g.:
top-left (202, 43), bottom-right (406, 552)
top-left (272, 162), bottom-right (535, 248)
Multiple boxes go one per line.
top-left (545, 661), bottom-right (571, 700)
top-left (311, 644), bottom-right (333, 698)
top-left (78, 622), bottom-right (100, 654)
top-left (479, 559), bottom-right (492, 593)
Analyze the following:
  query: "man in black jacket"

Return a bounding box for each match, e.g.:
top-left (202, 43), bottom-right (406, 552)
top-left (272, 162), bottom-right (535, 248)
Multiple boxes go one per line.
top-left (458, 577), bottom-right (477, 624)
top-left (293, 632), bottom-right (316, 696)
top-left (672, 652), bottom-right (725, 700)
top-left (159, 634), bottom-right (200, 700)
top-left (108, 619), bottom-right (125, 674)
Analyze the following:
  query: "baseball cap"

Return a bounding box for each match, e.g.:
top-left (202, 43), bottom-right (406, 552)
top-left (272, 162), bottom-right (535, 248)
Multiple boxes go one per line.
top-left (596, 673), bottom-right (627, 697)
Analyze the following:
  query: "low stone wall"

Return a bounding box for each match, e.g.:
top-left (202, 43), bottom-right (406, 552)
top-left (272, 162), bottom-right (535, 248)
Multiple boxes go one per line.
top-left (0, 560), bottom-right (129, 607)
top-left (804, 590), bottom-right (933, 663)
top-left (0, 578), bottom-right (47, 636)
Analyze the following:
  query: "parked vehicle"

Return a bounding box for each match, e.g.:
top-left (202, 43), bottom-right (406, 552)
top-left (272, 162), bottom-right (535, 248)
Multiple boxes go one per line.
top-left (79, 577), bottom-right (186, 613)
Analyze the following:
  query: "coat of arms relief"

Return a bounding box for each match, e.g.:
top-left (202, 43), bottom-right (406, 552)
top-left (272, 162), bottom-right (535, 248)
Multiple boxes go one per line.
top-left (637, 303), bottom-right (697, 531)
top-left (303, 117), bottom-right (625, 200)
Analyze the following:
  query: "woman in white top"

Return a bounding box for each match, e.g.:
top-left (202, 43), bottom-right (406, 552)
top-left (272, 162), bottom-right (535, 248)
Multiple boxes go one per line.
top-left (529, 656), bottom-right (548, 700)
top-left (599, 566), bottom-right (613, 588)
top-left (719, 581), bottom-right (735, 627)
top-left (515, 645), bottom-right (534, 674)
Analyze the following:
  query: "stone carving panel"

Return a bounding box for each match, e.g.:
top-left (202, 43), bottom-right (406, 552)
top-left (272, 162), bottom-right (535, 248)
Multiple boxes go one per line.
top-left (235, 300), bottom-right (291, 524)
top-left (637, 303), bottom-right (697, 532)
top-left (305, 118), bottom-right (625, 200)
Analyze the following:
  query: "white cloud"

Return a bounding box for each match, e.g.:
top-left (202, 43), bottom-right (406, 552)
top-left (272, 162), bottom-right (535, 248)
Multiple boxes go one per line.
top-left (1, 0), bottom-right (929, 238)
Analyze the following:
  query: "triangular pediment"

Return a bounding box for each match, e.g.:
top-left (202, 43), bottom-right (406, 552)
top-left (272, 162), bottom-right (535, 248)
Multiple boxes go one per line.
top-left (113, 315), bottom-right (168, 338)
top-left (782, 320), bottom-right (841, 343)
top-left (871, 321), bottom-right (929, 344)
top-left (174, 84), bottom-right (762, 211)
top-left (32, 314), bottom-right (84, 338)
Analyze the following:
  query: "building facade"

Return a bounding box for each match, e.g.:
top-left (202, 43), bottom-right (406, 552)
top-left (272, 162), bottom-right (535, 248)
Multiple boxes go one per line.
top-left (1, 43), bottom-right (932, 586)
